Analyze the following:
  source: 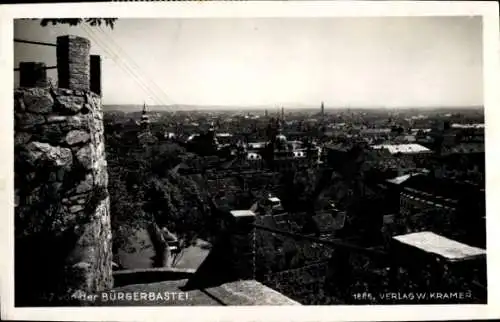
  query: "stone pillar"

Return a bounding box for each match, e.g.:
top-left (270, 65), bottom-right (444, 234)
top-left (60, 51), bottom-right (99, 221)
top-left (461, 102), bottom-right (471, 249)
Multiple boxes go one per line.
top-left (19, 62), bottom-right (48, 88)
top-left (184, 209), bottom-right (256, 290)
top-left (227, 210), bottom-right (256, 281)
top-left (57, 35), bottom-right (91, 91)
top-left (90, 55), bottom-right (101, 96)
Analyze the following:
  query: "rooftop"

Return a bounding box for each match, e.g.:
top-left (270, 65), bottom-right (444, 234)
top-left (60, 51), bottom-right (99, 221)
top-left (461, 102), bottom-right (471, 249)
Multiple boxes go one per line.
top-left (230, 210), bottom-right (256, 218)
top-left (268, 197), bottom-right (281, 203)
top-left (386, 170), bottom-right (429, 185)
top-left (371, 143), bottom-right (431, 155)
top-left (442, 143), bottom-right (485, 154)
top-left (401, 175), bottom-right (484, 201)
top-left (393, 231), bottom-right (486, 263)
top-left (451, 123), bottom-right (485, 129)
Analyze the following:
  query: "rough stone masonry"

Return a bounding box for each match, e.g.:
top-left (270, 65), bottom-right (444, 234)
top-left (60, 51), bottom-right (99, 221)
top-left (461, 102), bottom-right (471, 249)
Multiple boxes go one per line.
top-left (14, 35), bottom-right (112, 306)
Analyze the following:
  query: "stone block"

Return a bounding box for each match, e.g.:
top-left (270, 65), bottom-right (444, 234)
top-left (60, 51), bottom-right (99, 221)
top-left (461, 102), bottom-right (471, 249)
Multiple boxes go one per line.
top-left (76, 145), bottom-right (93, 170)
top-left (23, 141), bottom-right (73, 169)
top-left (63, 115), bottom-right (90, 131)
top-left (33, 123), bottom-right (64, 144)
top-left (23, 88), bottom-right (54, 114)
top-left (14, 132), bottom-right (32, 145)
top-left (15, 97), bottom-right (26, 112)
top-left (55, 95), bottom-right (85, 114)
top-left (74, 173), bottom-right (94, 194)
top-left (65, 130), bottom-right (90, 146)
top-left (76, 198), bottom-right (87, 205)
top-left (16, 113), bottom-right (46, 129)
top-left (46, 115), bottom-right (68, 123)
top-left (70, 205), bottom-right (85, 213)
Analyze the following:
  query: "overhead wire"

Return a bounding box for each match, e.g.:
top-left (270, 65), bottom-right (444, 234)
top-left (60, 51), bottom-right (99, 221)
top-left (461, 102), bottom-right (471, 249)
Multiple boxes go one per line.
top-left (83, 24), bottom-right (166, 107)
top-left (81, 24), bottom-right (168, 109)
top-left (82, 24), bottom-right (166, 108)
top-left (96, 25), bottom-right (177, 110)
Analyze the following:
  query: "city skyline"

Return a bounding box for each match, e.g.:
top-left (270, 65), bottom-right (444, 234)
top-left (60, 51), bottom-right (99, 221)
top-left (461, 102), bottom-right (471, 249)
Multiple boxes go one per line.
top-left (15, 17), bottom-right (483, 108)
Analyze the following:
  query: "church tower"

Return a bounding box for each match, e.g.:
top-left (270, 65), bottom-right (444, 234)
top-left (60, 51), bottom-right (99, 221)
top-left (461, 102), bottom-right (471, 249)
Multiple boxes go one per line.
top-left (140, 102), bottom-right (151, 130)
top-left (137, 102), bottom-right (156, 146)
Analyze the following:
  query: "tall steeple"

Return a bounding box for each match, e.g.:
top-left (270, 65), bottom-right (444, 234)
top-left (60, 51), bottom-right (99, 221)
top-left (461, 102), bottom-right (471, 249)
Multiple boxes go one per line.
top-left (137, 101), bottom-right (157, 146)
top-left (140, 102), bottom-right (151, 129)
top-left (320, 101), bottom-right (326, 134)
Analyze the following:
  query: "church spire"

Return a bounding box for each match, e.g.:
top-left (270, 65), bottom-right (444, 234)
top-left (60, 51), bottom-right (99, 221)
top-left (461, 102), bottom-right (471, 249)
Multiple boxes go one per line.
top-left (140, 101), bottom-right (150, 128)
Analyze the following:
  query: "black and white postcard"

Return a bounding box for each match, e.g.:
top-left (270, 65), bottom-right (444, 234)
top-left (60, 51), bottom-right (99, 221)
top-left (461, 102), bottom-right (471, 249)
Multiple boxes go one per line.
top-left (1, 1), bottom-right (499, 321)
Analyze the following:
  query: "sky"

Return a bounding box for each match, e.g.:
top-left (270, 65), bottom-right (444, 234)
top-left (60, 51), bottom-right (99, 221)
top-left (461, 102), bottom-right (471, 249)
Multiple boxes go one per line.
top-left (14, 17), bottom-right (483, 108)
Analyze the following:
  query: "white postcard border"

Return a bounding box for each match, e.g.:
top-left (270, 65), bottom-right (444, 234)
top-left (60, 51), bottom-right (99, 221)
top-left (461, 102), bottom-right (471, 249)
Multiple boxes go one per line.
top-left (1, 1), bottom-right (499, 321)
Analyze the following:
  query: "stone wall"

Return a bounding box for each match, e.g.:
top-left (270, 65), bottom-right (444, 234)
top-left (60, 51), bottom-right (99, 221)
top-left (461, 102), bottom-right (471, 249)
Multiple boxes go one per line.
top-left (14, 70), bottom-right (112, 304)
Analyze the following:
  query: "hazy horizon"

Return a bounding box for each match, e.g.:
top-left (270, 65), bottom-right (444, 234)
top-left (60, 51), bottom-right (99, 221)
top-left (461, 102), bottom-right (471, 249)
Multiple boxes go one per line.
top-left (103, 103), bottom-right (484, 113)
top-left (15, 17), bottom-right (483, 108)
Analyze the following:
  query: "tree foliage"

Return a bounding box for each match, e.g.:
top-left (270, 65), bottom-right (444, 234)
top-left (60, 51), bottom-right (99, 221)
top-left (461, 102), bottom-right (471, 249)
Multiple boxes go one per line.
top-left (38, 18), bottom-right (118, 29)
top-left (104, 124), bottom-right (210, 257)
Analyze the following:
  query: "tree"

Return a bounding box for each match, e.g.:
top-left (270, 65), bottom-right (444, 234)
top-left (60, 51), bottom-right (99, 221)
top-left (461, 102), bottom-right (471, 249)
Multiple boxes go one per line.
top-left (143, 174), bottom-right (208, 246)
top-left (38, 18), bottom-right (118, 29)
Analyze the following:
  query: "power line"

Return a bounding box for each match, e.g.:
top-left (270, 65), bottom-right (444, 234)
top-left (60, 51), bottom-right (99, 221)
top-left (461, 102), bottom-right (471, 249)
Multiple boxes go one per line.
top-left (14, 38), bottom-right (56, 47)
top-left (82, 24), bottom-right (166, 107)
top-left (96, 25), bottom-right (176, 109)
top-left (14, 65), bottom-right (57, 72)
top-left (89, 25), bottom-right (176, 111)
top-left (81, 24), bottom-right (167, 108)
top-left (92, 25), bottom-right (171, 107)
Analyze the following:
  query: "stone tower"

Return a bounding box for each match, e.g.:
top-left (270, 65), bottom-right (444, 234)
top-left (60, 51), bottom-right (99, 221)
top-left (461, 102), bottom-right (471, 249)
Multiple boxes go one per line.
top-left (14, 35), bottom-right (113, 305)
